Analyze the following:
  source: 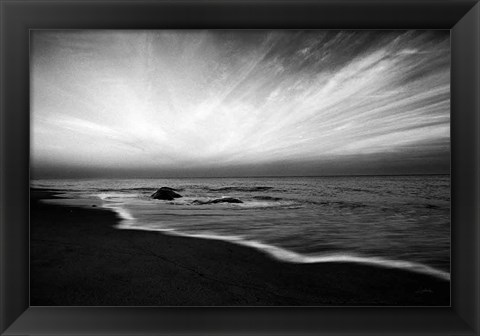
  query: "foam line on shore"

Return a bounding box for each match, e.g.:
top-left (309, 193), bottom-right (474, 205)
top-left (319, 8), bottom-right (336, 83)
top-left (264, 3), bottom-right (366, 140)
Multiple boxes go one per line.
top-left (105, 204), bottom-right (135, 221)
top-left (109, 205), bottom-right (450, 282)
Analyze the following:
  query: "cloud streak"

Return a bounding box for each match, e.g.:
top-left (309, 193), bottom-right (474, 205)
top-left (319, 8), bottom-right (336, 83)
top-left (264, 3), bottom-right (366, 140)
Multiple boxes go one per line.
top-left (31, 30), bottom-right (450, 178)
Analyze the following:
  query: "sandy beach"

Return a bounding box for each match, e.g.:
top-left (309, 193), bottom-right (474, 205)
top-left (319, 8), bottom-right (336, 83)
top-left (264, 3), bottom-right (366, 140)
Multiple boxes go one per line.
top-left (30, 188), bottom-right (450, 306)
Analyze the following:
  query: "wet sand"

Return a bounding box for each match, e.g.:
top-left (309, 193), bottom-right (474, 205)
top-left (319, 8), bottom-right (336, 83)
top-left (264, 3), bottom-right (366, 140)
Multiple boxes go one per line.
top-left (30, 188), bottom-right (450, 306)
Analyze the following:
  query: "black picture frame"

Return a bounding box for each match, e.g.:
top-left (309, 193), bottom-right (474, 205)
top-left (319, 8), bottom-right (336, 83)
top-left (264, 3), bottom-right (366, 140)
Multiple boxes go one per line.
top-left (1, 0), bottom-right (479, 335)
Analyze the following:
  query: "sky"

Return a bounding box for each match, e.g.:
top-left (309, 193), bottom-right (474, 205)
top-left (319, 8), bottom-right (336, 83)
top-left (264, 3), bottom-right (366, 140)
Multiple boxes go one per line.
top-left (31, 30), bottom-right (450, 178)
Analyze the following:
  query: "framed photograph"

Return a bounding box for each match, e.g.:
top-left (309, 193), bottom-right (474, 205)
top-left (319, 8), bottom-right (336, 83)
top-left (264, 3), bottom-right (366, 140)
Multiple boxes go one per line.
top-left (1, 0), bottom-right (479, 335)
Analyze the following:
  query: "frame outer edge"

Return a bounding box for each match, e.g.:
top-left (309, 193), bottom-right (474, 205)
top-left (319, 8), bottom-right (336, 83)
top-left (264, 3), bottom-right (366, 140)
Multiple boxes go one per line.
top-left (1, 0), bottom-right (6, 333)
top-left (451, 0), bottom-right (480, 336)
top-left (475, 4), bottom-right (479, 334)
top-left (1, 1), bottom-right (30, 334)
top-left (1, 1), bottom-right (480, 335)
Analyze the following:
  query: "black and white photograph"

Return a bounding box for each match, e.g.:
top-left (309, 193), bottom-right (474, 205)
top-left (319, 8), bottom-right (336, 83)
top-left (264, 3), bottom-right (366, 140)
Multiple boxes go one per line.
top-left (30, 30), bottom-right (451, 306)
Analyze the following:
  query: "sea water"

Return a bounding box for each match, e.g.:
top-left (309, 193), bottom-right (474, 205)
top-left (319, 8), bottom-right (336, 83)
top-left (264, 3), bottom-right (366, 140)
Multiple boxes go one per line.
top-left (31, 175), bottom-right (450, 280)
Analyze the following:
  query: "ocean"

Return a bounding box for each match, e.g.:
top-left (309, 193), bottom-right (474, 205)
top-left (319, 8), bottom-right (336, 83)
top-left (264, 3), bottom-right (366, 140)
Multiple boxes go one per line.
top-left (31, 175), bottom-right (450, 280)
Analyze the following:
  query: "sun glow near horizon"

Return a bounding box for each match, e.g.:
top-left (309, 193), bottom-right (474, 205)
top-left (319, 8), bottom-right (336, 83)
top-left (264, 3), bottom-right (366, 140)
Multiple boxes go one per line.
top-left (31, 30), bottom-right (450, 178)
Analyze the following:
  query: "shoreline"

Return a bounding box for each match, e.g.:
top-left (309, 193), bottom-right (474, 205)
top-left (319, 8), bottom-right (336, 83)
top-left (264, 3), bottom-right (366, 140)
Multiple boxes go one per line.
top-left (31, 188), bottom-right (450, 306)
top-left (114, 217), bottom-right (450, 282)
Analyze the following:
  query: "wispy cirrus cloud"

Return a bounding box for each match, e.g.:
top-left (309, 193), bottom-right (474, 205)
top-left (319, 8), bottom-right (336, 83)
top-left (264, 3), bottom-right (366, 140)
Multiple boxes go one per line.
top-left (31, 30), bottom-right (450, 177)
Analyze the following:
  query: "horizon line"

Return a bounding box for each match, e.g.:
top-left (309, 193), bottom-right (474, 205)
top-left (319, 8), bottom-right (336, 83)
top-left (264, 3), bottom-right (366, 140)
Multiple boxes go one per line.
top-left (31, 172), bottom-right (451, 180)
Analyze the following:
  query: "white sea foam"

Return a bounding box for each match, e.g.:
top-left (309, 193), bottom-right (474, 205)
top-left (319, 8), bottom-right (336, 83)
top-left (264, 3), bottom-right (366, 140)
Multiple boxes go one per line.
top-left (114, 213), bottom-right (450, 282)
top-left (97, 192), bottom-right (141, 200)
top-left (104, 204), bottom-right (135, 221)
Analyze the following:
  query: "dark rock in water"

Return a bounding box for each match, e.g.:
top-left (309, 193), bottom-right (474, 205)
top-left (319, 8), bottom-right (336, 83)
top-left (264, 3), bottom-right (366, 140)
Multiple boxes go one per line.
top-left (209, 197), bottom-right (243, 204)
top-left (192, 197), bottom-right (243, 205)
top-left (92, 205), bottom-right (97, 207)
top-left (151, 187), bottom-right (183, 200)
